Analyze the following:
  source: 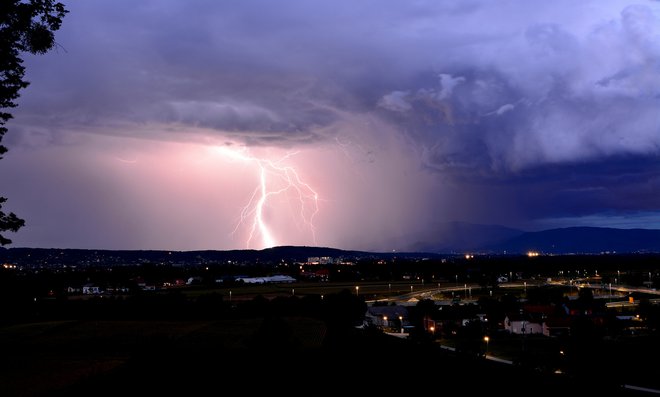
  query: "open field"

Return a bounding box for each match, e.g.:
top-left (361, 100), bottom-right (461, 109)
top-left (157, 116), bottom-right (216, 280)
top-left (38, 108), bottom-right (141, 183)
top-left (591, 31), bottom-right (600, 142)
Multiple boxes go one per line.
top-left (0, 317), bottom-right (328, 396)
top-left (180, 279), bottom-right (440, 300)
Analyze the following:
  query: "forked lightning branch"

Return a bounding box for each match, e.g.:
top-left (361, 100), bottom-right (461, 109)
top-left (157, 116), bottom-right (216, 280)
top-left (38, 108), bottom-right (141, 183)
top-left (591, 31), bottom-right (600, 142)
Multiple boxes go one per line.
top-left (213, 146), bottom-right (319, 249)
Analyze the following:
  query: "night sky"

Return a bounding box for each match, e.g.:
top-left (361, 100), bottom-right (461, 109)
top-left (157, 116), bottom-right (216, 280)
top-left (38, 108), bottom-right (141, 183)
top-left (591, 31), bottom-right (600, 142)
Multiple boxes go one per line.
top-left (2, 0), bottom-right (659, 251)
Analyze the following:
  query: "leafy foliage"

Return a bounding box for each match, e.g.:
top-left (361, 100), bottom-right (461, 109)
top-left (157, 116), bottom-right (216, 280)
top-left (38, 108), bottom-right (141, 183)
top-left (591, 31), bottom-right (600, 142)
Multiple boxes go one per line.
top-left (0, 0), bottom-right (68, 244)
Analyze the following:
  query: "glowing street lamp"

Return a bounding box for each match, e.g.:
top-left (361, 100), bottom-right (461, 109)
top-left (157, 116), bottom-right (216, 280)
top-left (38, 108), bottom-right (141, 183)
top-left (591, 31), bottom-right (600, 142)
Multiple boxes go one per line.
top-left (355, 286), bottom-right (359, 296)
top-left (484, 335), bottom-right (490, 357)
top-left (399, 315), bottom-right (404, 334)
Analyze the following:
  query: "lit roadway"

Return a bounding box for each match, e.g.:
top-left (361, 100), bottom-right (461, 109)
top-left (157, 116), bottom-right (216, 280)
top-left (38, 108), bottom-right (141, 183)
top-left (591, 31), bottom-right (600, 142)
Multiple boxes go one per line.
top-left (367, 278), bottom-right (660, 305)
top-left (367, 281), bottom-right (541, 305)
top-left (548, 277), bottom-right (660, 296)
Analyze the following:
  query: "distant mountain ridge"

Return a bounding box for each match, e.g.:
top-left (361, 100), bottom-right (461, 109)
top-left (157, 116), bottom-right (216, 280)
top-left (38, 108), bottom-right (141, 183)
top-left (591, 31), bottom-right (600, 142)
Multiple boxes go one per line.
top-left (409, 223), bottom-right (660, 254)
top-left (1, 226), bottom-right (659, 263)
top-left (486, 226), bottom-right (660, 254)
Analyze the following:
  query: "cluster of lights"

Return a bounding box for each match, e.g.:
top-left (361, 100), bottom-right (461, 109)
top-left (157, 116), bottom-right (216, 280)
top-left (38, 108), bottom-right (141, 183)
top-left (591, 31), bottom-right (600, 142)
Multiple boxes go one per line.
top-left (527, 251), bottom-right (540, 257)
top-left (2, 264), bottom-right (16, 269)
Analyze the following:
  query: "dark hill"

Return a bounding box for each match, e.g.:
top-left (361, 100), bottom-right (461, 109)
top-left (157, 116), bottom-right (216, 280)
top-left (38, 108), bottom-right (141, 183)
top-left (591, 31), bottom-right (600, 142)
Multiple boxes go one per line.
top-left (0, 245), bottom-right (445, 268)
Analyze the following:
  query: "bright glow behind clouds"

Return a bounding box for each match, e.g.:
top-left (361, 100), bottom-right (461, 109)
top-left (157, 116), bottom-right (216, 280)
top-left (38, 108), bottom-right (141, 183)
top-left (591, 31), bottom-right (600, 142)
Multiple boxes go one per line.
top-left (1, 122), bottom-right (441, 250)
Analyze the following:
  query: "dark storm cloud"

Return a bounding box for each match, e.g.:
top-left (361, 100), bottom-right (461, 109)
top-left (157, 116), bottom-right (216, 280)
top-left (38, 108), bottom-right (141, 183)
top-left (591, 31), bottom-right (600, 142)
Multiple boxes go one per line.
top-left (16, 0), bottom-right (369, 145)
top-left (369, 1), bottom-right (660, 226)
top-left (480, 157), bottom-right (660, 219)
top-left (12, 1), bottom-right (542, 144)
top-left (20, 0), bottom-right (659, 159)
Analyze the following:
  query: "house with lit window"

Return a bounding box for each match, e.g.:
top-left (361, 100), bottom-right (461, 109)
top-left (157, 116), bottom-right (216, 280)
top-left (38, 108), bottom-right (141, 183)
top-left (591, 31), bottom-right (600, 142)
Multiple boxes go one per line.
top-left (364, 305), bottom-right (409, 331)
top-left (504, 313), bottom-right (543, 335)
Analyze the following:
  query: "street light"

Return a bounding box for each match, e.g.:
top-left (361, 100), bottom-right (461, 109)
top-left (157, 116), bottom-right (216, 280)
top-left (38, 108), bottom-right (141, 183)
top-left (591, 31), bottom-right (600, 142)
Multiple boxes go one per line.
top-left (355, 286), bottom-right (359, 296)
top-left (484, 336), bottom-right (490, 357)
top-left (399, 315), bottom-right (404, 334)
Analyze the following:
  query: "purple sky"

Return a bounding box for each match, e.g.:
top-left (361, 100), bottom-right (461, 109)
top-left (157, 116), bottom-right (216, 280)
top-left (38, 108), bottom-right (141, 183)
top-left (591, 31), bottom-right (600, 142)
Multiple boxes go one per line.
top-left (2, 0), bottom-right (660, 251)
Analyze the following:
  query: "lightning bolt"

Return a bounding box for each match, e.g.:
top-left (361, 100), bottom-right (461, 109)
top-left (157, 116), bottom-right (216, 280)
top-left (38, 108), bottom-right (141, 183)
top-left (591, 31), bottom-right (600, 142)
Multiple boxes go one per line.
top-left (214, 146), bottom-right (319, 249)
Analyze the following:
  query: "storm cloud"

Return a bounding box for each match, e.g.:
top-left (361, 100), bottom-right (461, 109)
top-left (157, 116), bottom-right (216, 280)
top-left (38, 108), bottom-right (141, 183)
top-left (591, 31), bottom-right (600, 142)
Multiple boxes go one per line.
top-left (2, 0), bottom-right (659, 250)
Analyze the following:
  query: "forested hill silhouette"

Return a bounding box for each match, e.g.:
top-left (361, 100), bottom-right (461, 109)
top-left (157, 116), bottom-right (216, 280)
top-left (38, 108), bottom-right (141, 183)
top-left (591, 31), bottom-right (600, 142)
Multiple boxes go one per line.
top-left (0, 245), bottom-right (444, 267)
top-left (1, 226), bottom-right (659, 264)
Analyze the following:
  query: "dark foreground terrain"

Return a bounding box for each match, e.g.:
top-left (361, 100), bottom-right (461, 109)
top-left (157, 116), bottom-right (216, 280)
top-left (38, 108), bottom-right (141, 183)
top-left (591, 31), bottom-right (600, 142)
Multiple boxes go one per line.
top-left (3, 252), bottom-right (660, 396)
top-left (0, 317), bottom-right (643, 397)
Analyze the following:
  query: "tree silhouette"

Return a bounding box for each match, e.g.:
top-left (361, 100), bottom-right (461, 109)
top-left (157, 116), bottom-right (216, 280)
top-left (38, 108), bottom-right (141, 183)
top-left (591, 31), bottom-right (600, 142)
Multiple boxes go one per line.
top-left (0, 0), bottom-right (68, 244)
